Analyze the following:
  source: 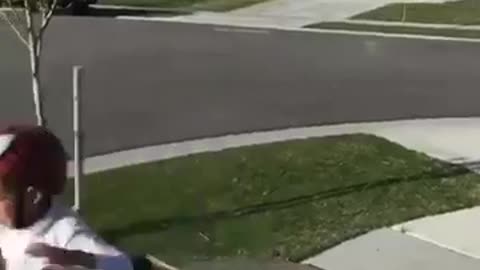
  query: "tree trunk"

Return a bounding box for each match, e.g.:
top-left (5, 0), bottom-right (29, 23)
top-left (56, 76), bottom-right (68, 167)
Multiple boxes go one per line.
top-left (27, 31), bottom-right (45, 126)
top-left (31, 65), bottom-right (44, 127)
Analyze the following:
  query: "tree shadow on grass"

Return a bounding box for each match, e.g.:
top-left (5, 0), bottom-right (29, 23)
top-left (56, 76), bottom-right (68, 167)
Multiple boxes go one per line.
top-left (101, 165), bottom-right (470, 242)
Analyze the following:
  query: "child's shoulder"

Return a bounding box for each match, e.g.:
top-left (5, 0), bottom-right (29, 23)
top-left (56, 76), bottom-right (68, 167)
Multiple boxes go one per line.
top-left (42, 202), bottom-right (94, 247)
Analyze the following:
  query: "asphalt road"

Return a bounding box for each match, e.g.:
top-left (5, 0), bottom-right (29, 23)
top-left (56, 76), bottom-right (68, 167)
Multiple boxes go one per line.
top-left (2, 17), bottom-right (480, 157)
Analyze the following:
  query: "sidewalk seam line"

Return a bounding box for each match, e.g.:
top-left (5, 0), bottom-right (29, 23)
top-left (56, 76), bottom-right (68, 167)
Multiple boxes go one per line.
top-left (400, 231), bottom-right (480, 260)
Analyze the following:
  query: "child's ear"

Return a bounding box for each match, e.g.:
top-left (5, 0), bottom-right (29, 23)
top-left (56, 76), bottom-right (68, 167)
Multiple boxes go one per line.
top-left (26, 187), bottom-right (42, 205)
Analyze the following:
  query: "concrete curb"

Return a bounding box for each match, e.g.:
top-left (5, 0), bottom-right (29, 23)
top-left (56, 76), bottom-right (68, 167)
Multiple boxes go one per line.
top-left (338, 19), bottom-right (480, 30)
top-left (67, 120), bottom-right (371, 176)
top-left (116, 16), bottom-right (480, 43)
top-left (67, 117), bottom-right (480, 177)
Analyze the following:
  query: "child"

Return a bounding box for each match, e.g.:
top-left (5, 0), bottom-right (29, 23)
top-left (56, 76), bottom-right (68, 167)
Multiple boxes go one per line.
top-left (0, 125), bottom-right (132, 270)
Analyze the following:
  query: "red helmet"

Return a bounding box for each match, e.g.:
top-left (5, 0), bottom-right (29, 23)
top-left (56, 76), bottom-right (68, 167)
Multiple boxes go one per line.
top-left (0, 125), bottom-right (67, 195)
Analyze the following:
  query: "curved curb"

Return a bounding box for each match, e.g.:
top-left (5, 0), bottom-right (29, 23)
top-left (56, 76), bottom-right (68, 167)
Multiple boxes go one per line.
top-left (117, 16), bottom-right (480, 43)
top-left (67, 117), bottom-right (480, 176)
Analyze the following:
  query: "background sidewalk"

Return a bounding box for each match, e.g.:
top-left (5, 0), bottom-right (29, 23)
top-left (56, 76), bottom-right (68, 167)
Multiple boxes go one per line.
top-left (118, 0), bottom-right (445, 28)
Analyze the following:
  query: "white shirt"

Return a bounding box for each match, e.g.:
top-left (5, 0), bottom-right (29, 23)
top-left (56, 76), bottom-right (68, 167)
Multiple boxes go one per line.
top-left (0, 199), bottom-right (133, 270)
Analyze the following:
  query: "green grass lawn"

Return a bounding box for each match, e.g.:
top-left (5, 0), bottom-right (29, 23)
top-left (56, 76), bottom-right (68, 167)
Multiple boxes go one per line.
top-left (353, 0), bottom-right (480, 25)
top-left (97, 0), bottom-right (267, 11)
top-left (66, 134), bottom-right (480, 267)
top-left (308, 22), bottom-right (480, 39)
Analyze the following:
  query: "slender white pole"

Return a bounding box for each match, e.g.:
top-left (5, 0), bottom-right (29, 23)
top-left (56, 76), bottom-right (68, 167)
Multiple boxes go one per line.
top-left (73, 66), bottom-right (84, 212)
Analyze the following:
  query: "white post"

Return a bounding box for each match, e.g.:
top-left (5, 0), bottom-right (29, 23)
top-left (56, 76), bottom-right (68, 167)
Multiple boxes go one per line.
top-left (73, 66), bottom-right (84, 212)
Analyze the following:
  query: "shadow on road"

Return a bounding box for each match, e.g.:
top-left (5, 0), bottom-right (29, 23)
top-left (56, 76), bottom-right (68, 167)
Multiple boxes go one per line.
top-left (101, 164), bottom-right (470, 242)
top-left (55, 6), bottom-right (191, 18)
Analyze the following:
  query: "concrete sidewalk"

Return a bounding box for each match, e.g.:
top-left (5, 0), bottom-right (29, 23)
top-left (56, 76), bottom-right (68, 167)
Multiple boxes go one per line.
top-left (393, 206), bottom-right (480, 260)
top-left (303, 229), bottom-right (480, 270)
top-left (118, 0), bottom-right (445, 28)
top-left (303, 207), bottom-right (480, 269)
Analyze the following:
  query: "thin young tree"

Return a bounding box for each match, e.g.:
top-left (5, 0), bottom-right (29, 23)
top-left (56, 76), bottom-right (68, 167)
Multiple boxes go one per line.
top-left (0, 0), bottom-right (58, 126)
top-left (401, 3), bottom-right (407, 23)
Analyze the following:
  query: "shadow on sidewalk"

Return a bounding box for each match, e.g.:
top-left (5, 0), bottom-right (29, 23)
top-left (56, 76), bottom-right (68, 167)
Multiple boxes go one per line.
top-left (101, 164), bottom-right (470, 242)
